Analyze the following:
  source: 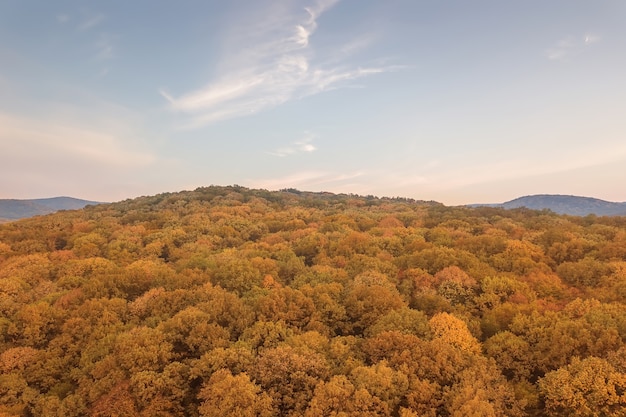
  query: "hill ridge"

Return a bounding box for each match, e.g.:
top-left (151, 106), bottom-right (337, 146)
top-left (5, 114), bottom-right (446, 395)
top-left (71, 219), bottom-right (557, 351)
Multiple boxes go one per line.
top-left (0, 196), bottom-right (105, 221)
top-left (471, 194), bottom-right (626, 217)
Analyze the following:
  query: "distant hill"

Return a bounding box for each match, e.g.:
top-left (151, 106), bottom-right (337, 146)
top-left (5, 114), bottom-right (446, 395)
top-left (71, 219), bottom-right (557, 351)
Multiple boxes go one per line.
top-left (0, 197), bottom-right (104, 221)
top-left (471, 194), bottom-right (626, 216)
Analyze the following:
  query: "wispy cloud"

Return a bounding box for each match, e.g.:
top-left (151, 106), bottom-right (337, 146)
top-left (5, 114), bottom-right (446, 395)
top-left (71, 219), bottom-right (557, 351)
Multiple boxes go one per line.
top-left (249, 170), bottom-right (364, 191)
top-left (94, 34), bottom-right (115, 61)
top-left (78, 13), bottom-right (105, 31)
top-left (584, 34), bottom-right (601, 45)
top-left (267, 132), bottom-right (317, 157)
top-left (0, 112), bottom-right (156, 167)
top-left (58, 10), bottom-right (114, 70)
top-left (431, 141), bottom-right (626, 191)
top-left (56, 14), bottom-right (70, 24)
top-left (338, 35), bottom-right (377, 56)
top-left (0, 118), bottom-right (159, 199)
top-left (162, 0), bottom-right (395, 127)
top-left (97, 68), bottom-right (110, 78)
top-left (546, 33), bottom-right (601, 60)
top-left (248, 168), bottom-right (434, 198)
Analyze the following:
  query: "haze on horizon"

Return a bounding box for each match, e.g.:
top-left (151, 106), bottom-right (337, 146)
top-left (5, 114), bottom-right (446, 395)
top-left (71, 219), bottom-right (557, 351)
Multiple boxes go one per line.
top-left (1, 1), bottom-right (625, 206)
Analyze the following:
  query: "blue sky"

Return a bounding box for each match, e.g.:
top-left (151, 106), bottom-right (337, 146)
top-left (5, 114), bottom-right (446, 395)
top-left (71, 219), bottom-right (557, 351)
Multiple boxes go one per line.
top-left (1, 0), bottom-right (625, 205)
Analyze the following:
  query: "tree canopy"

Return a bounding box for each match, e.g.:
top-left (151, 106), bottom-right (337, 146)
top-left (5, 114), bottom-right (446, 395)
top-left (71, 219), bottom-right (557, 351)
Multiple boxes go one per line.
top-left (1, 185), bottom-right (626, 416)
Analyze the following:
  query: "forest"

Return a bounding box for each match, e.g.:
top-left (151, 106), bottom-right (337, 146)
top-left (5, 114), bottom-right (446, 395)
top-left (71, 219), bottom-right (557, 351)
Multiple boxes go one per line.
top-left (1, 185), bottom-right (626, 417)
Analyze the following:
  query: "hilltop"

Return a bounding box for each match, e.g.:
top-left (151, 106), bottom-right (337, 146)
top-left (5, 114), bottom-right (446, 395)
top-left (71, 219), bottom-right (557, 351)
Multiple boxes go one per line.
top-left (4, 192), bottom-right (625, 223)
top-left (0, 197), bottom-right (104, 222)
top-left (471, 194), bottom-right (626, 217)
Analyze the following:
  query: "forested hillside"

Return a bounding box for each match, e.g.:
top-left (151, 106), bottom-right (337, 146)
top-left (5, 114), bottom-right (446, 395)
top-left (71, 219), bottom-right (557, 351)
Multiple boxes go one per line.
top-left (500, 195), bottom-right (626, 216)
top-left (0, 197), bottom-right (103, 222)
top-left (1, 185), bottom-right (626, 416)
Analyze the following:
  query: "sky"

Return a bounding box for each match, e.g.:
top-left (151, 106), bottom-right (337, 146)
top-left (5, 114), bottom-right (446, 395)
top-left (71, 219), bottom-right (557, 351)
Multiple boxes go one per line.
top-left (1, 0), bottom-right (625, 205)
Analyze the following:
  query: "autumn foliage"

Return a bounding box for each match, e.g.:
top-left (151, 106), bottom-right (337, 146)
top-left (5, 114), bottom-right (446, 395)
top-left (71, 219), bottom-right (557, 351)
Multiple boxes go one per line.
top-left (1, 186), bottom-right (626, 416)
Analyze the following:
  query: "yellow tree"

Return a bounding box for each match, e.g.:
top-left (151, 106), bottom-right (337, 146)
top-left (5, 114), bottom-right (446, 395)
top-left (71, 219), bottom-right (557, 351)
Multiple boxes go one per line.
top-left (305, 375), bottom-right (390, 417)
top-left (198, 369), bottom-right (273, 417)
top-left (253, 345), bottom-right (329, 416)
top-left (429, 312), bottom-right (481, 355)
top-left (539, 356), bottom-right (626, 417)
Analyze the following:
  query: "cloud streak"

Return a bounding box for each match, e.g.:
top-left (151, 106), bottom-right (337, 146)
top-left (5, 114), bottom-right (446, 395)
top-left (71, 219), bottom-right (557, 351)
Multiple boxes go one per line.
top-left (162, 0), bottom-right (394, 127)
top-left (0, 112), bottom-right (156, 167)
top-left (267, 132), bottom-right (317, 157)
top-left (78, 13), bottom-right (105, 31)
top-left (94, 34), bottom-right (115, 61)
top-left (249, 170), bottom-right (365, 191)
top-left (56, 14), bottom-right (70, 24)
top-left (429, 141), bottom-right (626, 192)
top-left (546, 33), bottom-right (601, 60)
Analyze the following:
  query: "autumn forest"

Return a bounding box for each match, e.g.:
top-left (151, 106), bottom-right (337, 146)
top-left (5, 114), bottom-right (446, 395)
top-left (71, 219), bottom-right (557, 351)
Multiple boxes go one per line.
top-left (1, 185), bottom-right (626, 416)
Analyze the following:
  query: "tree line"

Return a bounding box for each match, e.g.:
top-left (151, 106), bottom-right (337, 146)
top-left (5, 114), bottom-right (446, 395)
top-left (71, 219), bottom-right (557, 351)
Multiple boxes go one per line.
top-left (1, 186), bottom-right (626, 416)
